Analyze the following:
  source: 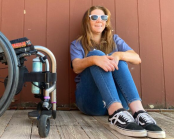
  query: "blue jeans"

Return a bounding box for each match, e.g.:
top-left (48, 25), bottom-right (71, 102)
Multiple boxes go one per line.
top-left (75, 50), bottom-right (141, 116)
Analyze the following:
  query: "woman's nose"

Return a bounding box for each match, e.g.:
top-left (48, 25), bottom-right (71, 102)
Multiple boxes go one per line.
top-left (96, 17), bottom-right (102, 22)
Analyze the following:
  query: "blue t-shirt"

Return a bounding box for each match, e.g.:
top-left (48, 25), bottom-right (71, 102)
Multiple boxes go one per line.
top-left (70, 34), bottom-right (133, 83)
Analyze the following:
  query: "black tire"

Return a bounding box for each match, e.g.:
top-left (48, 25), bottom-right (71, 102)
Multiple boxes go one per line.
top-left (0, 32), bottom-right (19, 117)
top-left (38, 115), bottom-right (50, 138)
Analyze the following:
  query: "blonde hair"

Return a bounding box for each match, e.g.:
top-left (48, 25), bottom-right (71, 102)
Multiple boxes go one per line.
top-left (78, 6), bottom-right (116, 56)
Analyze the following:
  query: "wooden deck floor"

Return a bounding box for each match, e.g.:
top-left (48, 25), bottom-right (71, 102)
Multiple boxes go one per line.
top-left (0, 110), bottom-right (174, 139)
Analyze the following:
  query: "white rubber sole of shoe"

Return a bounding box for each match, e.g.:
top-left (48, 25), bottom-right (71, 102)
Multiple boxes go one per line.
top-left (109, 124), bottom-right (147, 137)
top-left (147, 131), bottom-right (166, 138)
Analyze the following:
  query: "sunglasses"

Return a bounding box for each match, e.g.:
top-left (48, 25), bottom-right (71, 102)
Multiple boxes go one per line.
top-left (89, 15), bottom-right (108, 21)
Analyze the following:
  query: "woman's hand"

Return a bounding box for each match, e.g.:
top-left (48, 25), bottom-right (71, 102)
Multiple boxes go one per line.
top-left (72, 55), bottom-right (119, 74)
top-left (94, 55), bottom-right (118, 72)
top-left (111, 52), bottom-right (122, 70)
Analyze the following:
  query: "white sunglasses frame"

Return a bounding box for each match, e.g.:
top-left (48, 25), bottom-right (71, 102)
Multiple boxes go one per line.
top-left (89, 15), bottom-right (108, 21)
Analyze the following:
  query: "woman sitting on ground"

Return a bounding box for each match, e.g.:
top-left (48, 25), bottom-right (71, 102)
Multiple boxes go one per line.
top-left (70, 6), bottom-right (166, 138)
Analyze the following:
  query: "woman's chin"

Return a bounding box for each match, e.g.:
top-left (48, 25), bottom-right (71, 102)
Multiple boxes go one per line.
top-left (92, 31), bottom-right (103, 35)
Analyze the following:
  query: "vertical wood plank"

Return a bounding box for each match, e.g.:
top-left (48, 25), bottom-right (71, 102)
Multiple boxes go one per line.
top-left (70, 0), bottom-right (92, 42)
top-left (58, 125), bottom-right (90, 139)
top-left (115, 0), bottom-right (142, 97)
top-left (24, 0), bottom-right (46, 46)
top-left (55, 111), bottom-right (79, 126)
top-left (82, 125), bottom-right (118, 139)
top-left (30, 124), bottom-right (41, 139)
top-left (1, 0), bottom-right (24, 107)
top-left (1, 125), bottom-right (31, 139)
top-left (160, 0), bottom-right (174, 108)
top-left (138, 0), bottom-right (165, 108)
top-left (0, 110), bottom-right (32, 139)
top-left (0, 110), bottom-right (15, 137)
top-left (20, 0), bottom-right (47, 105)
top-left (47, 0), bottom-right (70, 107)
top-left (93, 0), bottom-right (115, 32)
top-left (1, 0), bottom-right (24, 39)
top-left (70, 0), bottom-right (92, 108)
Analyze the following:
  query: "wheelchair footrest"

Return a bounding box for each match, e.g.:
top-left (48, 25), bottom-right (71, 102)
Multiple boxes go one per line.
top-left (28, 110), bottom-right (53, 120)
top-left (28, 110), bottom-right (40, 119)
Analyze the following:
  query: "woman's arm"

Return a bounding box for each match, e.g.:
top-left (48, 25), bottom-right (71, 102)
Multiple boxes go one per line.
top-left (72, 57), bottom-right (95, 74)
top-left (72, 50), bottom-right (141, 74)
top-left (111, 50), bottom-right (141, 65)
top-left (72, 55), bottom-right (118, 74)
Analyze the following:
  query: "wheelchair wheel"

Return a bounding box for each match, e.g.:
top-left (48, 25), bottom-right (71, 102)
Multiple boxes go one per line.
top-left (38, 115), bottom-right (50, 138)
top-left (0, 32), bottom-right (19, 117)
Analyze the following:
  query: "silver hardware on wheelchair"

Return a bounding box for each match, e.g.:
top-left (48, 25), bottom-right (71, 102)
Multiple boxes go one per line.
top-left (0, 32), bottom-right (57, 138)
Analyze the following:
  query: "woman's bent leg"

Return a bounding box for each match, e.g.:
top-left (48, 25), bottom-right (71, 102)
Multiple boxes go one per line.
top-left (112, 61), bottom-right (141, 106)
top-left (75, 67), bottom-right (108, 116)
top-left (116, 84), bottom-right (129, 110)
top-left (75, 50), bottom-right (147, 137)
top-left (75, 50), bottom-right (121, 115)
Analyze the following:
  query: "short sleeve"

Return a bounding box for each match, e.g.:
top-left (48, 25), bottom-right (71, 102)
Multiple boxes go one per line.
top-left (113, 34), bottom-right (133, 52)
top-left (70, 40), bottom-right (85, 61)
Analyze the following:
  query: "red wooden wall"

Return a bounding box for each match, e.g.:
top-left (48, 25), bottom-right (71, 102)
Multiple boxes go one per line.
top-left (0, 0), bottom-right (173, 109)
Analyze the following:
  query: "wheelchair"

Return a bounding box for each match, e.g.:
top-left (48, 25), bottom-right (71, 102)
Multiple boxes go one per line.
top-left (0, 31), bottom-right (57, 138)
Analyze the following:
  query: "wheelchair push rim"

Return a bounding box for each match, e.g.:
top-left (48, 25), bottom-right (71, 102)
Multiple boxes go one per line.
top-left (0, 32), bottom-right (19, 117)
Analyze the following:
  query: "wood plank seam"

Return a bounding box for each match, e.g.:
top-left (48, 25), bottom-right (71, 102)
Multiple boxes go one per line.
top-left (30, 120), bottom-right (34, 139)
top-left (0, 110), bottom-right (16, 138)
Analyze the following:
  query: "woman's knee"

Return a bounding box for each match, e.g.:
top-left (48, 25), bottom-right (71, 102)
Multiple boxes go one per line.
top-left (87, 50), bottom-right (105, 57)
top-left (118, 60), bottom-right (128, 68)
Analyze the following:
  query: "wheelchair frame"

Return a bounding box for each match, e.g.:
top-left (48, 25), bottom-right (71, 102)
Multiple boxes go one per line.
top-left (0, 32), bottom-right (57, 138)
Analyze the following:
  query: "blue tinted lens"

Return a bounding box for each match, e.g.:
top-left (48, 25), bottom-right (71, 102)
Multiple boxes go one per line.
top-left (101, 15), bottom-right (108, 21)
top-left (91, 15), bottom-right (98, 20)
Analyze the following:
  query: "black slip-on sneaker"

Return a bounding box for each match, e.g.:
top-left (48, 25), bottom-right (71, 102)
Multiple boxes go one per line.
top-left (134, 110), bottom-right (166, 138)
top-left (108, 108), bottom-right (147, 137)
